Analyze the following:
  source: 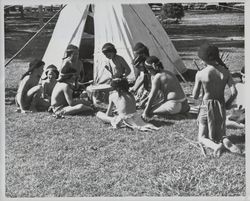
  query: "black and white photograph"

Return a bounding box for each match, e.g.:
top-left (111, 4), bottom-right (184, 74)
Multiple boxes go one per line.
top-left (1, 0), bottom-right (247, 200)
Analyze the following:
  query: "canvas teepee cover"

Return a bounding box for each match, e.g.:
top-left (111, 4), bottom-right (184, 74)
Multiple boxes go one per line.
top-left (42, 3), bottom-right (90, 70)
top-left (42, 3), bottom-right (186, 83)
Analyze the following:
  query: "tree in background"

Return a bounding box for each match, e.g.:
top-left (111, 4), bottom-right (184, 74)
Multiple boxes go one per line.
top-left (160, 3), bottom-right (184, 24)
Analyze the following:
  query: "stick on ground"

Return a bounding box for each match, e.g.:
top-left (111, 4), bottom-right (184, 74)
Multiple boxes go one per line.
top-left (178, 133), bottom-right (207, 157)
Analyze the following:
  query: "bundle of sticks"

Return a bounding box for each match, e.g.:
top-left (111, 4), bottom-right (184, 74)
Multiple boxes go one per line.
top-left (220, 51), bottom-right (230, 63)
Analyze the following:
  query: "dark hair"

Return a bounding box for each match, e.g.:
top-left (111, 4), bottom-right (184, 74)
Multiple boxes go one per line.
top-left (133, 55), bottom-right (147, 68)
top-left (102, 43), bottom-right (117, 54)
top-left (111, 78), bottom-right (130, 96)
top-left (145, 56), bottom-right (163, 71)
top-left (63, 44), bottom-right (79, 59)
top-left (21, 59), bottom-right (44, 80)
top-left (198, 43), bottom-right (227, 69)
top-left (133, 42), bottom-right (149, 56)
top-left (66, 44), bottom-right (78, 52)
top-left (43, 64), bottom-right (59, 80)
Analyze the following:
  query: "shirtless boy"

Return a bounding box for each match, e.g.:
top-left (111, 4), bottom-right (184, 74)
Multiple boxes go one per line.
top-left (90, 43), bottom-right (132, 104)
top-left (29, 64), bottom-right (60, 111)
top-left (41, 64), bottom-right (59, 99)
top-left (142, 56), bottom-right (190, 120)
top-left (16, 59), bottom-right (45, 113)
top-left (61, 44), bottom-right (85, 87)
top-left (96, 78), bottom-right (159, 131)
top-left (101, 43), bottom-right (131, 82)
top-left (130, 42), bottom-right (151, 108)
top-left (50, 67), bottom-right (93, 116)
top-left (193, 43), bottom-right (242, 157)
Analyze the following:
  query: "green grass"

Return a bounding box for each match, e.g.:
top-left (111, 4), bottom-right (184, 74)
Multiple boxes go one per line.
top-left (5, 10), bottom-right (245, 197)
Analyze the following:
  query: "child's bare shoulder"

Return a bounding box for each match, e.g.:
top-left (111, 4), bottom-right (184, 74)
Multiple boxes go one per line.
top-left (21, 75), bottom-right (31, 82)
top-left (109, 91), bottom-right (118, 99)
top-left (199, 67), bottom-right (211, 76)
top-left (194, 69), bottom-right (202, 79)
top-left (20, 75), bottom-right (34, 86)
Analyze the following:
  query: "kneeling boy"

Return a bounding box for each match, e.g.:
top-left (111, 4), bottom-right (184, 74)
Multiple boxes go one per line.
top-left (193, 43), bottom-right (242, 157)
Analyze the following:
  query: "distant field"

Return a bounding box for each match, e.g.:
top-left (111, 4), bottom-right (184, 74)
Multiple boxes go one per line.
top-left (182, 10), bottom-right (244, 25)
top-left (166, 10), bottom-right (244, 72)
top-left (5, 9), bottom-right (245, 197)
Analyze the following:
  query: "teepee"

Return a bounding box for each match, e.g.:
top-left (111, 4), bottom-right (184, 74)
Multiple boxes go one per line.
top-left (42, 2), bottom-right (187, 83)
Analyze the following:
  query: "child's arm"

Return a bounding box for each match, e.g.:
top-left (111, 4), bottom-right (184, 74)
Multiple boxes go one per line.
top-left (192, 72), bottom-right (202, 99)
top-left (225, 72), bottom-right (238, 109)
top-left (16, 77), bottom-right (31, 111)
top-left (64, 85), bottom-right (74, 106)
top-left (40, 82), bottom-right (46, 99)
top-left (130, 72), bottom-right (144, 93)
top-left (121, 57), bottom-right (131, 77)
top-left (142, 74), bottom-right (160, 119)
top-left (106, 94), bottom-right (115, 116)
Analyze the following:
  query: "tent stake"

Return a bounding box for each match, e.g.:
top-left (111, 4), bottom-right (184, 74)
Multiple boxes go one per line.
top-left (5, 5), bottom-right (66, 67)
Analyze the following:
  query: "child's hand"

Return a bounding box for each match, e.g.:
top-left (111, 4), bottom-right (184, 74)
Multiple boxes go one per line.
top-left (21, 110), bottom-right (32, 114)
top-left (15, 108), bottom-right (21, 113)
top-left (129, 87), bottom-right (135, 93)
top-left (142, 111), bottom-right (150, 122)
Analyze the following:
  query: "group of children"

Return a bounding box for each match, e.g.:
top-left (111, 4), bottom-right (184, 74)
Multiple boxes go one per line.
top-left (15, 42), bottom-right (245, 157)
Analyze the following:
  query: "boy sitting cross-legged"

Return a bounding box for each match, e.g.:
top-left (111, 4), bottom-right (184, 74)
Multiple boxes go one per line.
top-left (96, 78), bottom-right (159, 131)
top-left (49, 67), bottom-right (93, 117)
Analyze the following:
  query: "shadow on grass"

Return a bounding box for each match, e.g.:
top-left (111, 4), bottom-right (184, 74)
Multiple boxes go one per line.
top-left (78, 111), bottom-right (97, 117)
top-left (5, 87), bottom-right (16, 105)
top-left (167, 112), bottom-right (198, 120)
top-left (148, 119), bottom-right (174, 127)
top-left (166, 25), bottom-right (244, 37)
top-left (149, 112), bottom-right (198, 126)
top-left (173, 39), bottom-right (244, 54)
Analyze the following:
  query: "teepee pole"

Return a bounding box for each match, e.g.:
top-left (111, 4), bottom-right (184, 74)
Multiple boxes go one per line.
top-left (5, 5), bottom-right (66, 67)
top-left (129, 5), bottom-right (187, 83)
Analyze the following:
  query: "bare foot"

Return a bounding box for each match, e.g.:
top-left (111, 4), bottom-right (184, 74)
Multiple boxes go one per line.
top-left (213, 143), bottom-right (224, 157)
top-left (21, 110), bottom-right (32, 114)
top-left (222, 138), bottom-right (242, 154)
top-left (15, 108), bottom-right (21, 113)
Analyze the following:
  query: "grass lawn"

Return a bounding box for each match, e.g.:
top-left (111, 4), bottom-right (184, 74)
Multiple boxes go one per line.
top-left (4, 9), bottom-right (245, 197)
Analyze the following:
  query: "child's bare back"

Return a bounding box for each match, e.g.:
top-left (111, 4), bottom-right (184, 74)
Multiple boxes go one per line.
top-left (16, 59), bottom-right (44, 112)
top-left (197, 64), bottom-right (230, 103)
top-left (111, 91), bottom-right (136, 116)
top-left (50, 82), bottom-right (70, 108)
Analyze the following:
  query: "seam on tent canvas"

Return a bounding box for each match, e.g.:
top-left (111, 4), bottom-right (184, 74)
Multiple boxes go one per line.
top-left (112, 6), bottom-right (134, 61)
top-left (68, 4), bottom-right (90, 48)
top-left (128, 5), bottom-right (187, 83)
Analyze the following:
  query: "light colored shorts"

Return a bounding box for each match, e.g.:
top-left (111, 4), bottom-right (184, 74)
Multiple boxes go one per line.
top-left (156, 98), bottom-right (190, 114)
